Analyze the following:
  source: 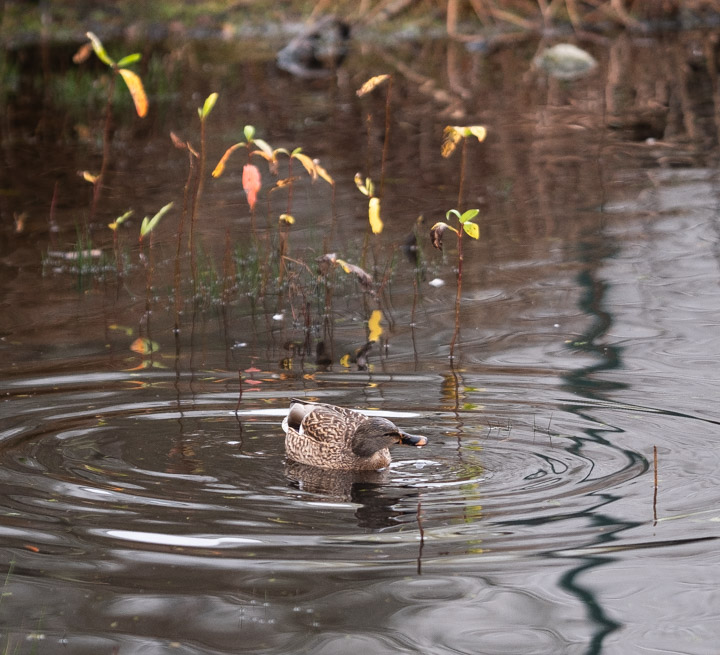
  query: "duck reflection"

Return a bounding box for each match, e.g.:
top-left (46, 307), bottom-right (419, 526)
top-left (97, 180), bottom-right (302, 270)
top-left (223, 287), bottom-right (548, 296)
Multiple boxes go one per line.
top-left (284, 460), bottom-right (420, 529)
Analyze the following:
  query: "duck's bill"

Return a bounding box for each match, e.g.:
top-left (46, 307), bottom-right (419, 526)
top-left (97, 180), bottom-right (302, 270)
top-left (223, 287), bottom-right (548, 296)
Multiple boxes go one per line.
top-left (399, 431), bottom-right (427, 448)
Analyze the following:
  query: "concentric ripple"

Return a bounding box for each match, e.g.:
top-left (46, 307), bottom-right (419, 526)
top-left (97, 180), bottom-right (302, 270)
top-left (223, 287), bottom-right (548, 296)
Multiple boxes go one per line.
top-left (1, 371), bottom-right (717, 654)
top-left (1, 371), bottom-right (651, 564)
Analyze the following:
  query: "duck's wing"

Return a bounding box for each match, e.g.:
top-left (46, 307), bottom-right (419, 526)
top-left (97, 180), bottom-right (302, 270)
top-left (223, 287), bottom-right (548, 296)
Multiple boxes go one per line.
top-left (300, 404), bottom-right (365, 444)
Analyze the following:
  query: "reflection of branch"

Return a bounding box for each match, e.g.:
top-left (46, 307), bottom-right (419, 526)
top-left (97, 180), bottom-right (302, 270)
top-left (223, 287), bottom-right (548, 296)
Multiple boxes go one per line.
top-left (374, 48), bottom-right (466, 117)
top-left (361, 0), bottom-right (418, 26)
top-left (653, 445), bottom-right (658, 526)
top-left (416, 499), bottom-right (424, 575)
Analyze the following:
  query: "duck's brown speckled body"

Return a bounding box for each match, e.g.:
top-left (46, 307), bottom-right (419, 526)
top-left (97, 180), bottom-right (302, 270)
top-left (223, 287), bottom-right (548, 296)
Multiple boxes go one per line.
top-left (282, 399), bottom-right (426, 471)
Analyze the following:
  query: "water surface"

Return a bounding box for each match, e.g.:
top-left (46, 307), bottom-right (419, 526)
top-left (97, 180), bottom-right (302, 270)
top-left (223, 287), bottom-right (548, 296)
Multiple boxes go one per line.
top-left (1, 25), bottom-right (719, 655)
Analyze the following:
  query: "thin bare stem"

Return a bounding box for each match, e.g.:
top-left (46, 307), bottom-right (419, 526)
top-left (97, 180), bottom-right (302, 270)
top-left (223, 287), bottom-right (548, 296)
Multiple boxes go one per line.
top-left (379, 76), bottom-right (393, 198)
top-left (189, 116), bottom-right (207, 256)
top-left (449, 227), bottom-right (463, 359)
top-left (457, 137), bottom-right (467, 208)
top-left (653, 445), bottom-right (658, 525)
top-left (91, 73), bottom-right (116, 219)
top-left (174, 147), bottom-right (195, 332)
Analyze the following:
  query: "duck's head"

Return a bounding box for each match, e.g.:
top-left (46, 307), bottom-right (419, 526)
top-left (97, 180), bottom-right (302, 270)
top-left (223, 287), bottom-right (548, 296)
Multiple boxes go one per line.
top-left (351, 417), bottom-right (427, 457)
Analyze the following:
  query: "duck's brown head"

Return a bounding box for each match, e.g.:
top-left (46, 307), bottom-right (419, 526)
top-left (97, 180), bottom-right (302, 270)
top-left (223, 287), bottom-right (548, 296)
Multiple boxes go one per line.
top-left (351, 417), bottom-right (427, 457)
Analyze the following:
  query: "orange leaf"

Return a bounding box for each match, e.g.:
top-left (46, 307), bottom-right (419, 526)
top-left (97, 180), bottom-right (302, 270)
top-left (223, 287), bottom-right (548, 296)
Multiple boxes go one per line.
top-left (212, 143), bottom-right (243, 178)
top-left (118, 68), bottom-right (148, 118)
top-left (170, 131), bottom-right (186, 150)
top-left (242, 164), bottom-right (262, 210)
top-left (72, 42), bottom-right (93, 64)
top-left (130, 337), bottom-right (159, 354)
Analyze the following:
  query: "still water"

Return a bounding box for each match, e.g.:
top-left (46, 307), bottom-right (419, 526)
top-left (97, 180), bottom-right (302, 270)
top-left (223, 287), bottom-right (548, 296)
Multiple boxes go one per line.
top-left (1, 23), bottom-right (719, 655)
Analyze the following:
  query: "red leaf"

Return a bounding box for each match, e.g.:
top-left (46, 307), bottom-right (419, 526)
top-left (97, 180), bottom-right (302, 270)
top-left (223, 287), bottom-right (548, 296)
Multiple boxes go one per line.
top-left (242, 164), bottom-right (262, 210)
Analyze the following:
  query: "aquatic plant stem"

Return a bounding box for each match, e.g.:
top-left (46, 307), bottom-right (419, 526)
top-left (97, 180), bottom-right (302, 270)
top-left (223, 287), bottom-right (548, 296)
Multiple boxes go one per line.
top-left (174, 146), bottom-right (195, 332)
top-left (189, 114), bottom-right (208, 274)
top-left (48, 181), bottom-right (59, 250)
top-left (450, 226), bottom-right (464, 358)
top-left (457, 137), bottom-right (467, 208)
top-left (379, 76), bottom-right (393, 198)
top-left (91, 73), bottom-right (116, 219)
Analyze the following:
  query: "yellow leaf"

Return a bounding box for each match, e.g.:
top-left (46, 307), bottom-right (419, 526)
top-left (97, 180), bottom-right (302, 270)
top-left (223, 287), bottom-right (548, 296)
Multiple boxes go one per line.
top-left (335, 258), bottom-right (352, 274)
top-left (354, 172), bottom-right (368, 196)
top-left (273, 176), bottom-right (300, 189)
top-left (118, 68), bottom-right (148, 118)
top-left (314, 160), bottom-right (334, 186)
top-left (367, 310), bottom-right (383, 342)
top-left (109, 324), bottom-right (134, 336)
top-left (340, 354), bottom-right (351, 368)
top-left (441, 126), bottom-right (462, 158)
top-left (463, 221), bottom-right (480, 239)
top-left (292, 152), bottom-right (317, 180)
top-left (357, 74), bottom-right (391, 97)
top-left (279, 213), bottom-right (295, 224)
top-left (368, 196), bottom-right (383, 234)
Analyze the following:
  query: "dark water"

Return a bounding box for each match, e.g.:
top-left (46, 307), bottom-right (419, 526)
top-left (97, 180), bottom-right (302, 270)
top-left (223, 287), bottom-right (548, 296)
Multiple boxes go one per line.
top-left (1, 24), bottom-right (720, 655)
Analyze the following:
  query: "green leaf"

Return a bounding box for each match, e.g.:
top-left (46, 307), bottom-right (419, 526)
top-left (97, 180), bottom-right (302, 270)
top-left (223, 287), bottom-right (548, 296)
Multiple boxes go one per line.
top-left (243, 125), bottom-right (256, 142)
top-left (459, 209), bottom-right (479, 223)
top-left (291, 147), bottom-right (303, 155)
top-left (109, 209), bottom-right (133, 230)
top-left (140, 202), bottom-right (173, 239)
top-left (463, 221), bottom-right (479, 239)
top-left (116, 53), bottom-right (141, 67)
top-left (200, 92), bottom-right (219, 120)
top-left (86, 31), bottom-right (115, 67)
top-left (446, 209), bottom-right (462, 222)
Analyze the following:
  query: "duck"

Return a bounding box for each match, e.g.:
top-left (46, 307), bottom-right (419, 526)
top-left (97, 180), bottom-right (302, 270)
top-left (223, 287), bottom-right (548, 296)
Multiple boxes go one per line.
top-left (282, 398), bottom-right (427, 470)
top-left (277, 15), bottom-right (351, 79)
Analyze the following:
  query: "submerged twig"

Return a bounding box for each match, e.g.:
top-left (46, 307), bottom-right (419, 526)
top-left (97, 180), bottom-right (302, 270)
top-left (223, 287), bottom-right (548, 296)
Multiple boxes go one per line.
top-left (653, 445), bottom-right (658, 525)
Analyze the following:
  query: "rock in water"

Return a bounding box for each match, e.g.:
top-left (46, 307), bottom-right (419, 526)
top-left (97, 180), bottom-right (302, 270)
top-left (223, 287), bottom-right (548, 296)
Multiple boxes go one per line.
top-left (533, 43), bottom-right (597, 80)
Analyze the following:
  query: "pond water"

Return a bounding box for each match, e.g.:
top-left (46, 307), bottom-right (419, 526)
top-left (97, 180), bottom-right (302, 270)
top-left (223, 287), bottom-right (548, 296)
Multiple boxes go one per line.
top-left (1, 23), bottom-right (720, 655)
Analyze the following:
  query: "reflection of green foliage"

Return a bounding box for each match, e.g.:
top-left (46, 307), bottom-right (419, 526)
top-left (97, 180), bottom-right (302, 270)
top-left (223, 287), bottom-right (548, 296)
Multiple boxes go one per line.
top-left (234, 245), bottom-right (267, 298)
top-left (144, 51), bottom-right (180, 111)
top-left (42, 225), bottom-right (116, 284)
top-left (0, 58), bottom-right (20, 105)
top-left (195, 249), bottom-right (225, 306)
top-left (49, 69), bottom-right (133, 119)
